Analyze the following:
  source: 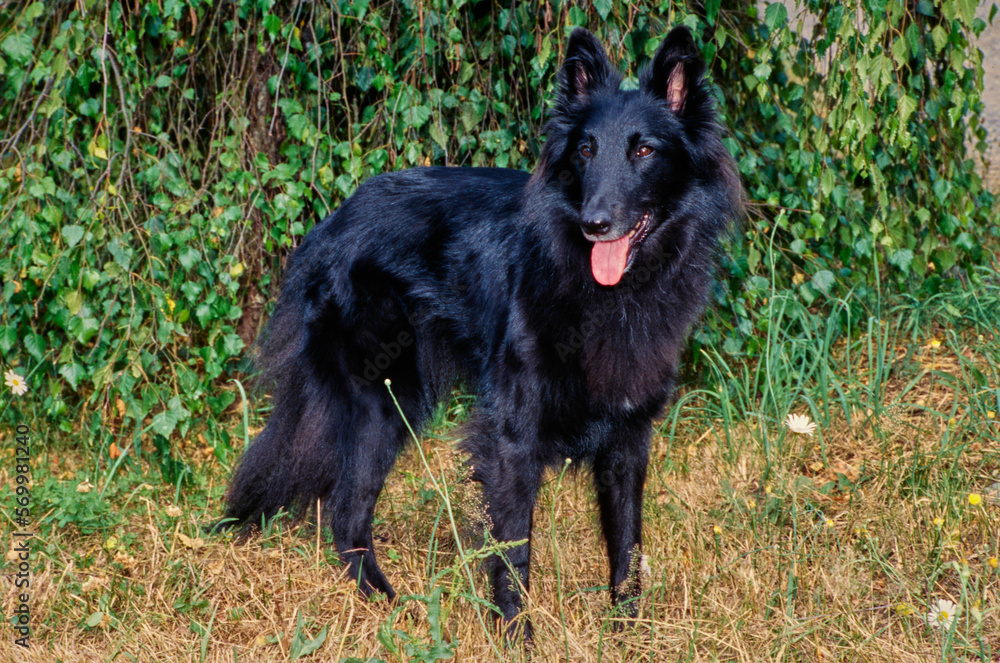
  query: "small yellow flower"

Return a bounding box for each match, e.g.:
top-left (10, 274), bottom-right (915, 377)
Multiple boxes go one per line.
top-left (933, 517), bottom-right (944, 528)
top-left (4, 370), bottom-right (27, 396)
top-left (895, 602), bottom-right (915, 616)
top-left (713, 525), bottom-right (722, 535)
top-left (765, 485), bottom-right (773, 495)
top-left (785, 413), bottom-right (817, 436)
top-left (989, 556), bottom-right (998, 570)
top-left (825, 519), bottom-right (834, 528)
top-left (746, 498), bottom-right (756, 509)
top-left (968, 493), bottom-right (982, 506)
top-left (929, 338), bottom-right (941, 349)
top-left (987, 411), bottom-right (996, 420)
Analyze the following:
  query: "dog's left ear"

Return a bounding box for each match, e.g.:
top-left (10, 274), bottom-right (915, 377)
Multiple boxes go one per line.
top-left (641, 26), bottom-right (705, 114)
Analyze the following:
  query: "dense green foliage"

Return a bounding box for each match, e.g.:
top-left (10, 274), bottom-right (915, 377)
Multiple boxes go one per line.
top-left (1, 0), bottom-right (995, 466)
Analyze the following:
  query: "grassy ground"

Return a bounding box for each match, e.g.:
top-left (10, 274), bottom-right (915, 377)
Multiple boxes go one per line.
top-left (2, 272), bottom-right (999, 662)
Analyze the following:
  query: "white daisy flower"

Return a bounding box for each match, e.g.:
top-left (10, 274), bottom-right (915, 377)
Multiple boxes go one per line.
top-left (4, 370), bottom-right (27, 396)
top-left (927, 598), bottom-right (959, 630)
top-left (785, 413), bottom-right (816, 436)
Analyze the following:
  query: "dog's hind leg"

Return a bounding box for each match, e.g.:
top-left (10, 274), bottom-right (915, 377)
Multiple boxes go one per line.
top-left (328, 386), bottom-right (422, 600)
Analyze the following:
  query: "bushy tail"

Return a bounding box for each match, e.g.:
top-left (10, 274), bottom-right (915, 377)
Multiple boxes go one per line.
top-left (215, 243), bottom-right (343, 531)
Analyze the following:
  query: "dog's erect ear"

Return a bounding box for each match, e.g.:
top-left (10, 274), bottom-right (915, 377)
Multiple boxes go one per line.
top-left (642, 26), bottom-right (705, 114)
top-left (558, 29), bottom-right (617, 103)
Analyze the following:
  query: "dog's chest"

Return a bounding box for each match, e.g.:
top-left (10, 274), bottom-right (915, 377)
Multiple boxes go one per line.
top-left (576, 305), bottom-right (682, 407)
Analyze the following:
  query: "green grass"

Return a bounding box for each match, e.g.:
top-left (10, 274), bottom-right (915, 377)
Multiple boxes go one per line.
top-left (1, 268), bottom-right (998, 662)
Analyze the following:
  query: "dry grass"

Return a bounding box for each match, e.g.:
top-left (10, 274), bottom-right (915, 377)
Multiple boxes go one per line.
top-left (2, 325), bottom-right (999, 662)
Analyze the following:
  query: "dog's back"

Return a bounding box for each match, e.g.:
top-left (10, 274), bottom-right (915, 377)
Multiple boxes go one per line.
top-left (222, 166), bottom-right (531, 530)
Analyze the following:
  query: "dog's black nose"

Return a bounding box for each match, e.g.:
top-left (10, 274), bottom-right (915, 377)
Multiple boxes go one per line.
top-left (580, 217), bottom-right (611, 235)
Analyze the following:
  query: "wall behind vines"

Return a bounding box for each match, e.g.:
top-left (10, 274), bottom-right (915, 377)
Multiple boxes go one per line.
top-left (0, 0), bottom-right (994, 472)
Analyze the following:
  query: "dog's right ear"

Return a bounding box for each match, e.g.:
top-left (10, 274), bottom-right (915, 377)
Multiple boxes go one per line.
top-left (558, 29), bottom-right (617, 103)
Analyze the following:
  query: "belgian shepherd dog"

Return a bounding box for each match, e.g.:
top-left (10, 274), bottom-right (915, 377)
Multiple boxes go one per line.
top-left (220, 26), bottom-right (741, 636)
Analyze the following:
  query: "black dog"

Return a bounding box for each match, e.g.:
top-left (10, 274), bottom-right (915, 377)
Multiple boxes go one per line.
top-left (221, 26), bottom-right (741, 636)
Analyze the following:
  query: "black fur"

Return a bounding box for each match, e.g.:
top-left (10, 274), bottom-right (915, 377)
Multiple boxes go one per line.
top-left (220, 26), bottom-right (741, 636)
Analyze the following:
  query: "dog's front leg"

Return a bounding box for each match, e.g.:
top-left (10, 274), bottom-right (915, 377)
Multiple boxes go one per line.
top-left (480, 438), bottom-right (542, 641)
top-left (593, 420), bottom-right (652, 623)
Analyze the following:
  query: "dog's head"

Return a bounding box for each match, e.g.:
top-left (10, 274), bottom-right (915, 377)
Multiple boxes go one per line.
top-left (539, 27), bottom-right (736, 287)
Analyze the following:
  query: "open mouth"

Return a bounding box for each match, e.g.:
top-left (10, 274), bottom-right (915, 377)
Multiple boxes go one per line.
top-left (588, 212), bottom-right (651, 286)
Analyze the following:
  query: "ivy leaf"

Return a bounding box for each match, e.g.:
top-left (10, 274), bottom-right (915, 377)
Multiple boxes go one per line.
top-left (1, 33), bottom-right (33, 64)
top-left (286, 114), bottom-right (312, 142)
top-left (820, 168), bottom-right (835, 197)
top-left (220, 333), bottom-right (244, 357)
top-left (764, 3), bottom-right (788, 31)
top-left (62, 224), bottom-right (85, 247)
top-left (177, 246), bottom-right (202, 271)
top-left (704, 0), bottom-right (722, 24)
top-left (22, 2), bottom-right (45, 23)
top-left (150, 398), bottom-right (190, 437)
top-left (0, 326), bottom-right (16, 354)
top-left (402, 105), bottom-right (431, 129)
top-left (429, 123), bottom-right (448, 150)
top-left (930, 25), bottom-right (948, 54)
top-left (59, 363), bottom-right (85, 390)
top-left (955, 232), bottom-right (975, 252)
top-left (811, 270), bottom-right (836, 295)
top-left (25, 333), bottom-right (45, 360)
top-left (891, 41), bottom-right (911, 74)
top-left (108, 238), bottom-right (133, 270)
top-left (932, 179), bottom-right (952, 203)
top-left (889, 249), bottom-right (915, 273)
top-left (898, 95), bottom-right (918, 125)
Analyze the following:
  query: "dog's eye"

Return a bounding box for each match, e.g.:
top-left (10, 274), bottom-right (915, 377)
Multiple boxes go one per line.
top-left (579, 145), bottom-right (593, 158)
top-left (635, 146), bottom-right (653, 158)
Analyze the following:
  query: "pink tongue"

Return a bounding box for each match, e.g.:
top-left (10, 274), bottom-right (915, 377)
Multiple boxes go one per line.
top-left (590, 235), bottom-right (629, 286)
